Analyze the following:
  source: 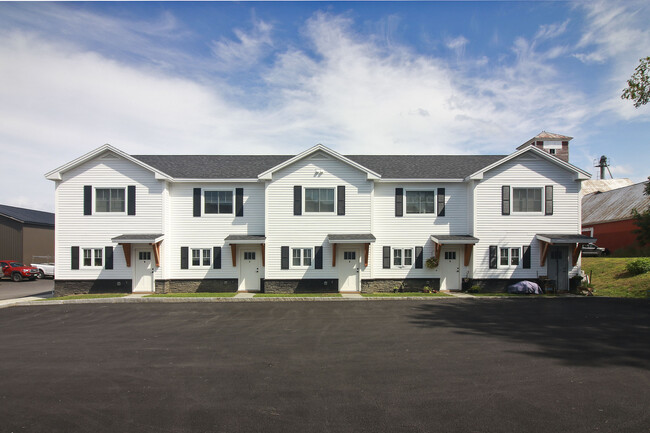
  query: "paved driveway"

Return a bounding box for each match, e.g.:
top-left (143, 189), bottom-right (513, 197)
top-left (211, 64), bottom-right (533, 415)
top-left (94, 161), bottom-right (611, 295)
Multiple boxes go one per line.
top-left (0, 298), bottom-right (648, 432)
top-left (0, 277), bottom-right (53, 300)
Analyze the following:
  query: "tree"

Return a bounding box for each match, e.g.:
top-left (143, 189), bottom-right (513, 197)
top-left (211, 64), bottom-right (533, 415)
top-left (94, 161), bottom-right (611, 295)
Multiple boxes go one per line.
top-left (631, 176), bottom-right (650, 246)
top-left (621, 56), bottom-right (650, 108)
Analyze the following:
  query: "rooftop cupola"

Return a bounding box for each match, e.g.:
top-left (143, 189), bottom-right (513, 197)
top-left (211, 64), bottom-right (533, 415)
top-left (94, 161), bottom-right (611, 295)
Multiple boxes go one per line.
top-left (516, 131), bottom-right (572, 163)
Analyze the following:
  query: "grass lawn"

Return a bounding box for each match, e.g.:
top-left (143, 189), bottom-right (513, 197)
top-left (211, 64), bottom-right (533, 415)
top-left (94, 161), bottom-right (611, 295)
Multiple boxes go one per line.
top-left (361, 292), bottom-right (450, 297)
top-left (41, 294), bottom-right (128, 301)
top-left (254, 293), bottom-right (342, 297)
top-left (582, 257), bottom-right (650, 298)
top-left (146, 293), bottom-right (237, 298)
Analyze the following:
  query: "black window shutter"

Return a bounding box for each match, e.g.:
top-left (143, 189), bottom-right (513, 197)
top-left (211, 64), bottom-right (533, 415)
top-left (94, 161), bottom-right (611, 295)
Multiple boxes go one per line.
top-left (395, 188), bottom-right (403, 217)
top-left (127, 185), bottom-right (136, 215)
top-left (105, 246), bottom-right (113, 270)
top-left (181, 247), bottom-right (189, 269)
top-left (523, 245), bottom-right (531, 269)
top-left (236, 188), bottom-right (244, 217)
top-left (281, 246), bottom-right (289, 269)
top-left (315, 246), bottom-right (323, 269)
top-left (213, 247), bottom-right (221, 269)
top-left (502, 186), bottom-right (510, 215)
top-left (71, 246), bottom-right (79, 270)
top-left (415, 246), bottom-right (423, 269)
top-left (83, 186), bottom-right (92, 215)
top-left (437, 188), bottom-right (445, 216)
top-left (383, 246), bottom-right (391, 269)
top-left (293, 186), bottom-right (302, 216)
top-left (193, 188), bottom-right (201, 217)
top-left (545, 185), bottom-right (553, 215)
top-left (337, 186), bottom-right (345, 216)
top-left (489, 245), bottom-right (497, 269)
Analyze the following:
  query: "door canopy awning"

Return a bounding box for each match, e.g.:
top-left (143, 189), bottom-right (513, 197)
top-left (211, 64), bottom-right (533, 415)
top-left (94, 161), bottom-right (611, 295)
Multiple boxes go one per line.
top-left (430, 235), bottom-right (479, 266)
top-left (111, 233), bottom-right (164, 243)
top-left (224, 234), bottom-right (266, 244)
top-left (536, 234), bottom-right (596, 244)
top-left (327, 234), bottom-right (376, 267)
top-left (110, 234), bottom-right (164, 268)
top-left (224, 235), bottom-right (266, 267)
top-left (536, 233), bottom-right (597, 267)
top-left (327, 234), bottom-right (376, 244)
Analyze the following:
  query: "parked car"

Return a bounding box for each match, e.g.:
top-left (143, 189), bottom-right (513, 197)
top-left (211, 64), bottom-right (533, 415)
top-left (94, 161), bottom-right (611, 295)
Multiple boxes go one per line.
top-left (0, 261), bottom-right (40, 281)
top-left (581, 243), bottom-right (608, 257)
top-left (31, 262), bottom-right (55, 279)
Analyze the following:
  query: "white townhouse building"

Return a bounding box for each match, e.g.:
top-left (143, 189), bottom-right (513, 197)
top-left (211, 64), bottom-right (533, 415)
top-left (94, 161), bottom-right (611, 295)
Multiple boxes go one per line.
top-left (46, 132), bottom-right (595, 296)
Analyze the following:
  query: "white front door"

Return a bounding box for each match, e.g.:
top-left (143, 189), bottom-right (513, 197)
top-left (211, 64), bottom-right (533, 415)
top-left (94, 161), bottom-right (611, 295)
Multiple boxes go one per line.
top-left (440, 247), bottom-right (461, 291)
top-left (134, 249), bottom-right (154, 292)
top-left (239, 248), bottom-right (261, 291)
top-left (339, 248), bottom-right (360, 292)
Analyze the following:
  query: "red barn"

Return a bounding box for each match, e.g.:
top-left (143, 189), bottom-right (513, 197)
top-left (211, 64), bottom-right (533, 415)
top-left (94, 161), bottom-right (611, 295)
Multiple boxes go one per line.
top-left (582, 181), bottom-right (650, 253)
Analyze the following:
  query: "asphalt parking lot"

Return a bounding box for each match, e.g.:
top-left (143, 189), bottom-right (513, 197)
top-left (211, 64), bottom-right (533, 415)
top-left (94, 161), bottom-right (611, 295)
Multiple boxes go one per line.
top-left (0, 298), bottom-right (648, 433)
top-left (0, 277), bottom-right (54, 300)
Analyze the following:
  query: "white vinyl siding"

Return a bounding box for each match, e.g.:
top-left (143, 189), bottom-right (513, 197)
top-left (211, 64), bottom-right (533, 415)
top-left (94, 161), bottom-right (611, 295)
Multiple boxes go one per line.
top-left (55, 154), bottom-right (164, 280)
top-left (473, 154), bottom-right (581, 279)
top-left (265, 153), bottom-right (372, 280)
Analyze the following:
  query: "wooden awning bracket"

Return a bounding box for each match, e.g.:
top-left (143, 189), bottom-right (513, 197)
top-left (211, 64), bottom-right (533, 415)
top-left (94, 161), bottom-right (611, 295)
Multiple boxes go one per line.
top-left (539, 240), bottom-right (550, 267)
top-left (119, 243), bottom-right (132, 267)
top-left (364, 243), bottom-right (370, 267)
top-left (261, 243), bottom-right (265, 267)
top-left (572, 243), bottom-right (582, 266)
top-left (231, 244), bottom-right (237, 267)
top-left (149, 241), bottom-right (162, 267)
top-left (464, 244), bottom-right (473, 267)
top-left (332, 244), bottom-right (337, 267)
top-left (433, 242), bottom-right (441, 260)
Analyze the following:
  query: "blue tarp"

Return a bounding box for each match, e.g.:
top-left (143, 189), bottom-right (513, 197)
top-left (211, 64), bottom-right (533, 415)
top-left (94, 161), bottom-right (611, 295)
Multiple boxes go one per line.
top-left (507, 280), bottom-right (543, 294)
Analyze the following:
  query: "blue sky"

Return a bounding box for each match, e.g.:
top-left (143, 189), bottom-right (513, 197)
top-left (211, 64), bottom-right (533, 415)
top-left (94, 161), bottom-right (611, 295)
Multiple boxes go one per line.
top-left (0, 1), bottom-right (648, 212)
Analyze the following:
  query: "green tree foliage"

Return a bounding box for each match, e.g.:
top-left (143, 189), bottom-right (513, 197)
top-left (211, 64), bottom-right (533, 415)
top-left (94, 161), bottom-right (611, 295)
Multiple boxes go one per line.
top-left (621, 56), bottom-right (650, 108)
top-left (631, 176), bottom-right (650, 246)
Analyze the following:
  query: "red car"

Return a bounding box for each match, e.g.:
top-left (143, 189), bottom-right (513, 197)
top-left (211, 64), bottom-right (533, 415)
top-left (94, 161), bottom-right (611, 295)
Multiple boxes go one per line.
top-left (0, 260), bottom-right (40, 282)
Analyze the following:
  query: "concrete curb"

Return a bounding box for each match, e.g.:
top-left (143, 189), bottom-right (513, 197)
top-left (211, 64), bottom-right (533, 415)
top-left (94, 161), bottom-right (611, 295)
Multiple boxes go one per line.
top-left (2, 295), bottom-right (465, 308)
top-left (1, 293), bottom-right (597, 309)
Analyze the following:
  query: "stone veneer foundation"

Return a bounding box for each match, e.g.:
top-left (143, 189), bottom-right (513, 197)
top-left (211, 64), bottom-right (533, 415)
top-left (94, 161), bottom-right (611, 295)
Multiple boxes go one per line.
top-left (155, 279), bottom-right (238, 294)
top-left (361, 278), bottom-right (440, 293)
top-left (54, 279), bottom-right (132, 297)
top-left (263, 279), bottom-right (338, 294)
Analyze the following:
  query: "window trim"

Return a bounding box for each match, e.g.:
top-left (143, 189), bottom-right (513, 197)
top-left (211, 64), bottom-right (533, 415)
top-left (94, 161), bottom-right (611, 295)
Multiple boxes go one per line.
top-left (392, 248), bottom-right (414, 268)
top-left (203, 188), bottom-right (235, 216)
top-left (82, 248), bottom-right (103, 268)
top-left (303, 187), bottom-right (337, 214)
top-left (190, 248), bottom-right (212, 268)
top-left (510, 186), bottom-right (544, 215)
top-left (291, 247), bottom-right (314, 269)
top-left (404, 189), bottom-right (436, 216)
top-left (94, 187), bottom-right (126, 214)
top-left (498, 246), bottom-right (521, 268)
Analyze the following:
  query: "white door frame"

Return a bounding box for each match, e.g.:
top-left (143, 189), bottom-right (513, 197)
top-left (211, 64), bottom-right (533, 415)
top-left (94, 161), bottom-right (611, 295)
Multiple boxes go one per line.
top-left (238, 246), bottom-right (262, 292)
top-left (338, 246), bottom-right (361, 292)
top-left (439, 246), bottom-right (461, 291)
top-left (133, 246), bottom-right (155, 293)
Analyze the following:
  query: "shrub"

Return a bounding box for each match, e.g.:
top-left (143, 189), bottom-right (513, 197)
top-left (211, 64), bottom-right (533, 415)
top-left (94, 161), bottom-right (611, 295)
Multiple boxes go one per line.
top-left (467, 285), bottom-right (481, 293)
top-left (625, 258), bottom-right (650, 275)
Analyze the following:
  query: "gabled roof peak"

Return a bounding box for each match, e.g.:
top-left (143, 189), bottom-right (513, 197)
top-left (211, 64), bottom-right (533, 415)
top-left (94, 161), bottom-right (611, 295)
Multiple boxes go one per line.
top-left (535, 131), bottom-right (573, 140)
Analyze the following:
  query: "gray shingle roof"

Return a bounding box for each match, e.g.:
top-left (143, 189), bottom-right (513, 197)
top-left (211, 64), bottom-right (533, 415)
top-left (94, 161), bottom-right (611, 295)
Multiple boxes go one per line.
top-left (0, 204), bottom-right (54, 227)
top-left (132, 154), bottom-right (505, 180)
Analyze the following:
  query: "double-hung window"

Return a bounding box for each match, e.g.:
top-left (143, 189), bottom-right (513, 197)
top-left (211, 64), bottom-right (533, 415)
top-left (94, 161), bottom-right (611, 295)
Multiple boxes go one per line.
top-left (95, 188), bottom-right (125, 213)
top-left (304, 188), bottom-right (334, 213)
top-left (393, 248), bottom-right (413, 267)
top-left (499, 247), bottom-right (520, 267)
top-left (512, 188), bottom-right (542, 213)
top-left (83, 248), bottom-right (102, 267)
top-left (405, 191), bottom-right (435, 214)
top-left (191, 248), bottom-right (211, 267)
top-left (204, 191), bottom-right (233, 214)
top-left (292, 248), bottom-right (312, 267)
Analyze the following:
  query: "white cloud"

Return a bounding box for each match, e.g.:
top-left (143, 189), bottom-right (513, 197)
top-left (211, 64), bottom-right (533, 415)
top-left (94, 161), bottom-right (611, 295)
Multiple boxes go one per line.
top-left (445, 35), bottom-right (468, 58)
top-left (210, 19), bottom-right (273, 70)
top-left (0, 9), bottom-right (600, 210)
